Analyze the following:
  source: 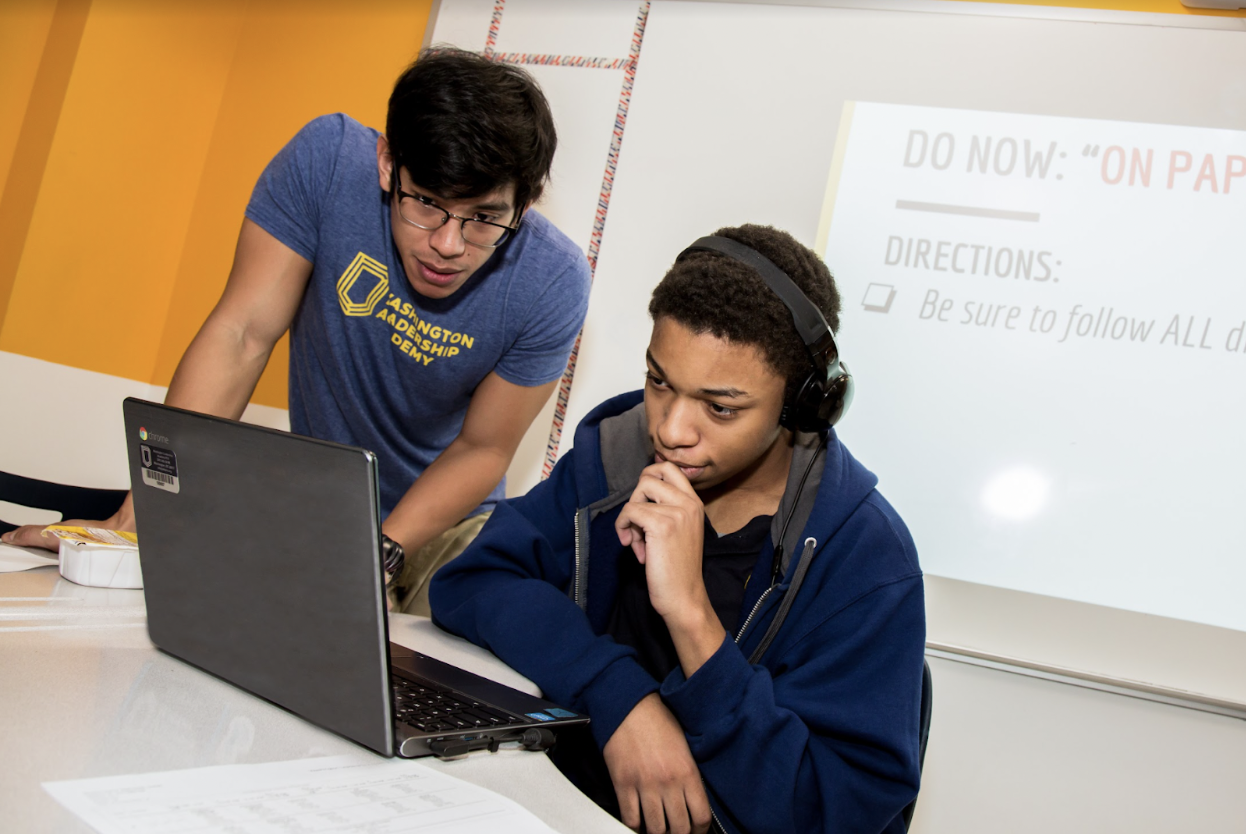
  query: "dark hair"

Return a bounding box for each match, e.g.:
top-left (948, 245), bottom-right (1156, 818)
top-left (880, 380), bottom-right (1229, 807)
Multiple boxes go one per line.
top-left (386, 47), bottom-right (556, 212)
top-left (648, 224), bottom-right (842, 399)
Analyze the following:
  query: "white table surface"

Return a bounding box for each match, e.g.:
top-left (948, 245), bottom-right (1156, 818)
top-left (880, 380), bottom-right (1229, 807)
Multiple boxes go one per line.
top-left (0, 565), bottom-right (627, 834)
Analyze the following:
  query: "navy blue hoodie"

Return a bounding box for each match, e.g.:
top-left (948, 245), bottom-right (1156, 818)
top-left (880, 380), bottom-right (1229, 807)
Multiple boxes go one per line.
top-left (431, 392), bottom-right (925, 834)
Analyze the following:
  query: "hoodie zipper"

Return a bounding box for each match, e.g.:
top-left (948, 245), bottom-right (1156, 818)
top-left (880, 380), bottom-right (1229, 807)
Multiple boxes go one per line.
top-left (701, 582), bottom-right (780, 834)
top-left (572, 507), bottom-right (587, 609)
top-left (690, 587), bottom-right (777, 834)
top-left (734, 585), bottom-right (774, 643)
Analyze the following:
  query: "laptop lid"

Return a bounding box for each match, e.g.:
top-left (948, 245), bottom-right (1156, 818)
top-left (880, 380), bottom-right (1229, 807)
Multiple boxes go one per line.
top-left (123, 398), bottom-right (395, 756)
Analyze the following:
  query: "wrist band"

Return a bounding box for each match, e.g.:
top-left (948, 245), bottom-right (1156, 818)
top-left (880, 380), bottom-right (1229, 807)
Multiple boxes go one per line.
top-left (381, 534), bottom-right (406, 585)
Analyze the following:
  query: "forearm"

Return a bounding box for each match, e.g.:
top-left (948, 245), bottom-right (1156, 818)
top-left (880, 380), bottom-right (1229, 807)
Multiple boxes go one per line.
top-left (117, 321), bottom-right (269, 541)
top-left (109, 493), bottom-right (136, 531)
top-left (441, 559), bottom-right (659, 747)
top-left (2, 481), bottom-right (138, 548)
top-left (431, 468), bottom-right (660, 749)
top-left (387, 372), bottom-right (558, 555)
top-left (661, 638), bottom-right (818, 834)
top-left (382, 438), bottom-right (510, 554)
top-left (666, 599), bottom-right (727, 680)
top-left (164, 218), bottom-right (309, 420)
top-left (1, 221), bottom-right (308, 551)
top-left (165, 315), bottom-right (275, 420)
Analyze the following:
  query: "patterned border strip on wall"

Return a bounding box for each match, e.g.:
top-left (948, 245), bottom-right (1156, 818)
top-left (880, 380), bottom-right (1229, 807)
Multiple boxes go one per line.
top-left (489, 54), bottom-right (634, 69)
top-left (482, 0), bottom-right (651, 479)
top-left (484, 0), bottom-right (505, 55)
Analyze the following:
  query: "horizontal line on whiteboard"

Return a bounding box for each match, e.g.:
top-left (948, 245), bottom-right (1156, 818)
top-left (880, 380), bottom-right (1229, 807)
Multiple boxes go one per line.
top-left (896, 200), bottom-right (1040, 222)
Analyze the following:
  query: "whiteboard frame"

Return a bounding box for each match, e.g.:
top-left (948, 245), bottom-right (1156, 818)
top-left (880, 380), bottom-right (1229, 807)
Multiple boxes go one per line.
top-left (673, 0), bottom-right (1246, 31)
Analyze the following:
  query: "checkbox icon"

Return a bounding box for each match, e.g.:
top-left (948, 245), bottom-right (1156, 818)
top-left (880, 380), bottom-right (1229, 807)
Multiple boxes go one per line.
top-left (862, 283), bottom-right (896, 313)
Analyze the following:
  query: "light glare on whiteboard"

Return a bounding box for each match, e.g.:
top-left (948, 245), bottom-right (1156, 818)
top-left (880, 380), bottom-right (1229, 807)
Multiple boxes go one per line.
top-left (982, 467), bottom-right (1051, 521)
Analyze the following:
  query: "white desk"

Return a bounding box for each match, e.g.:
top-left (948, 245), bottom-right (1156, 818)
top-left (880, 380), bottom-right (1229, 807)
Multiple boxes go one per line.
top-left (0, 565), bottom-right (627, 833)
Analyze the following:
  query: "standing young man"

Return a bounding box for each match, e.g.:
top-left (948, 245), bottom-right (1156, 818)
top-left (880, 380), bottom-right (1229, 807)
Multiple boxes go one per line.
top-left (430, 225), bottom-right (925, 834)
top-left (5, 49), bottom-right (592, 614)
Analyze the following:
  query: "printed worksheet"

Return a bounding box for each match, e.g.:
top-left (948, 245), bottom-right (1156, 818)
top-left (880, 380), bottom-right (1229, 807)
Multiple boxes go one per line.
top-left (44, 754), bottom-right (556, 833)
top-left (0, 542), bottom-right (58, 573)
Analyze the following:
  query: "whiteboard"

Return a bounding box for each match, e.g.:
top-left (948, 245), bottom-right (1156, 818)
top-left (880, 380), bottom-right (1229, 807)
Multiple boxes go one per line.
top-left (559, 1), bottom-right (1246, 709)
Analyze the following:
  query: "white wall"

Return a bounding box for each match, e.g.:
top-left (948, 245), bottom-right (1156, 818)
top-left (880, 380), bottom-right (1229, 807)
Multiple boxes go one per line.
top-left (432, 2), bottom-right (1246, 831)
top-left (916, 657), bottom-right (1246, 833)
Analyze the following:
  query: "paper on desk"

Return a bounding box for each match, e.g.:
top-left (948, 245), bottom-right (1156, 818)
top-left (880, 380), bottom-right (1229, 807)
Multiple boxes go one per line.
top-left (0, 542), bottom-right (59, 572)
top-left (43, 753), bottom-right (557, 834)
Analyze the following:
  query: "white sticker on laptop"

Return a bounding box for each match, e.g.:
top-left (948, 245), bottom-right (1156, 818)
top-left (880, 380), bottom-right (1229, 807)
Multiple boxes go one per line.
top-left (139, 443), bottom-right (180, 494)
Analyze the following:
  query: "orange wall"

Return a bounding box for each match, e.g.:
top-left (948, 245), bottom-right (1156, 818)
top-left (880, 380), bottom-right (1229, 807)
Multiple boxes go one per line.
top-left (0, 0), bottom-right (59, 203)
top-left (0, 0), bottom-right (84, 340)
top-left (0, 0), bottom-right (433, 408)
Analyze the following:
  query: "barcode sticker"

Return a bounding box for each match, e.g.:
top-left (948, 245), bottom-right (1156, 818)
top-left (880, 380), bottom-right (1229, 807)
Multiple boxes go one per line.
top-left (140, 443), bottom-right (180, 494)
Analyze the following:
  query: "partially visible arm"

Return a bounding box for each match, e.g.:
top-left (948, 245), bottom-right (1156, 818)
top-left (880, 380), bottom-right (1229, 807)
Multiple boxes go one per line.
top-left (381, 372), bottom-right (557, 556)
top-left (431, 447), bottom-right (663, 751)
top-left (164, 218), bottom-right (312, 418)
top-left (1, 219), bottom-right (311, 550)
top-left (603, 694), bottom-right (711, 834)
top-left (388, 239), bottom-right (590, 556)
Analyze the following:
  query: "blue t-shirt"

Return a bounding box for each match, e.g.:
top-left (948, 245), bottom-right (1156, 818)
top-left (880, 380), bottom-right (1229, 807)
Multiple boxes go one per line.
top-left (245, 114), bottom-right (591, 517)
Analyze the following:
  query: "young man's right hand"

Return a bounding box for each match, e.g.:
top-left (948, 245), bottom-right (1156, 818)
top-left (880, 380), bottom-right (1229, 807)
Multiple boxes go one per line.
top-left (1, 494), bottom-right (136, 552)
top-left (603, 692), bottom-right (712, 834)
top-left (1, 524), bottom-right (67, 551)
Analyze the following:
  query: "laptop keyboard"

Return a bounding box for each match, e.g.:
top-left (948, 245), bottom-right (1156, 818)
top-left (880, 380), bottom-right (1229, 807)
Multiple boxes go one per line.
top-left (392, 675), bottom-right (526, 734)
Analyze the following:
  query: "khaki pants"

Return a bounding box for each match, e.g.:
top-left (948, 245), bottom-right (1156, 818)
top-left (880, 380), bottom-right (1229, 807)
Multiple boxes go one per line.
top-left (389, 512), bottom-right (491, 617)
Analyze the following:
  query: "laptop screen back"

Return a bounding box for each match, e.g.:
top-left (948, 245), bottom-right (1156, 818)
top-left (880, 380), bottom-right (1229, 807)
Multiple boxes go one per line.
top-left (123, 399), bottom-right (394, 756)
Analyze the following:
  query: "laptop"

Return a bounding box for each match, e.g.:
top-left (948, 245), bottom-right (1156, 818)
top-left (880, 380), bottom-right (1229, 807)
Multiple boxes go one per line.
top-left (122, 398), bottom-right (588, 759)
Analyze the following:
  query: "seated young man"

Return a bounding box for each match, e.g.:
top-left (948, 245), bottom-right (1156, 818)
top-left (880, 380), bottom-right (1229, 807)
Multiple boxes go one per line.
top-left (430, 225), bottom-right (925, 834)
top-left (4, 49), bottom-right (591, 614)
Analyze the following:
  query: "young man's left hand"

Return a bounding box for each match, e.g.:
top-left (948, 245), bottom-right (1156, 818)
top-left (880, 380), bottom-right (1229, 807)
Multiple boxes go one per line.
top-left (603, 692), bottom-right (712, 834)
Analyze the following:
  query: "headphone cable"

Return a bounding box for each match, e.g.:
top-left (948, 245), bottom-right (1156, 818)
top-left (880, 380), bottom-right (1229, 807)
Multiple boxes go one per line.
top-left (770, 433), bottom-right (827, 587)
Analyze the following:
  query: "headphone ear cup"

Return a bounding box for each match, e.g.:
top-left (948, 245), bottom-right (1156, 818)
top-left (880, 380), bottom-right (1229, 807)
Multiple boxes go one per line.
top-left (818, 366), bottom-right (853, 428)
top-left (783, 362), bottom-right (854, 432)
top-left (783, 372), bottom-right (827, 433)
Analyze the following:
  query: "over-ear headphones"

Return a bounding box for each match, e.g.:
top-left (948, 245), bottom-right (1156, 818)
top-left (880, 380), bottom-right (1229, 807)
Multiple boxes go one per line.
top-left (678, 235), bottom-right (853, 431)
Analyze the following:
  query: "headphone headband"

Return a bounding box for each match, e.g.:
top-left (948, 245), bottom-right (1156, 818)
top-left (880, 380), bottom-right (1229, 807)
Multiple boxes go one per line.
top-left (682, 237), bottom-right (836, 371)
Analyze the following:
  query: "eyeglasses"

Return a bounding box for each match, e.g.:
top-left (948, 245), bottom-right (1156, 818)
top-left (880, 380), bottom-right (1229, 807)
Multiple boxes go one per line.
top-left (395, 189), bottom-right (520, 248)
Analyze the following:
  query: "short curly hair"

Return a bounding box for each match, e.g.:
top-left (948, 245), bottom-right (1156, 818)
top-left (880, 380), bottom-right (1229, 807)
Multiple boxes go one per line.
top-left (648, 224), bottom-right (842, 400)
